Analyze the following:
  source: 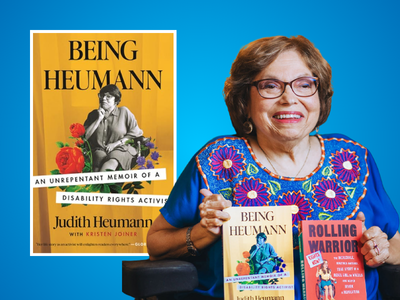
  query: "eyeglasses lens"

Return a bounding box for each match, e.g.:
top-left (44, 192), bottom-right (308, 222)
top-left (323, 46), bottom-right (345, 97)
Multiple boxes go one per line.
top-left (257, 77), bottom-right (317, 98)
top-left (98, 93), bottom-right (114, 101)
top-left (292, 78), bottom-right (317, 96)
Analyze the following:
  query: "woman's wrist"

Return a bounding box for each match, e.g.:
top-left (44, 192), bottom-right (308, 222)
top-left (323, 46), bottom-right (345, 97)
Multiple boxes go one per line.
top-left (191, 223), bottom-right (221, 251)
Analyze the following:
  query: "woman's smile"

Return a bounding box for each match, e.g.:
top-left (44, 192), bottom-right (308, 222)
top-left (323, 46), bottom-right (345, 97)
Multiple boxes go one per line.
top-left (272, 111), bottom-right (304, 123)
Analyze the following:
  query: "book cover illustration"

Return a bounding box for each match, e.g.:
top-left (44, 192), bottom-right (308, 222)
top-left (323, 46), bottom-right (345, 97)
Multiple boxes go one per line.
top-left (298, 220), bottom-right (366, 300)
top-left (30, 31), bottom-right (175, 254)
top-left (223, 205), bottom-right (295, 300)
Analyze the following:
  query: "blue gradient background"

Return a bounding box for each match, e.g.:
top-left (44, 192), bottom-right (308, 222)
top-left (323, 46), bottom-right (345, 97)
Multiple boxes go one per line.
top-left (3, 0), bottom-right (399, 299)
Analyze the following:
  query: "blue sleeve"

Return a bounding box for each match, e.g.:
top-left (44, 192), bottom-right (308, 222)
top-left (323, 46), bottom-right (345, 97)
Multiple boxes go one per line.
top-left (361, 149), bottom-right (399, 239)
top-left (160, 155), bottom-right (207, 228)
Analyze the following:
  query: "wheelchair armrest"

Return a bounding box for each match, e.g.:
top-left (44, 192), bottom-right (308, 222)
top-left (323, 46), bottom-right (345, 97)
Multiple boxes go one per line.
top-left (122, 259), bottom-right (198, 299)
top-left (378, 263), bottom-right (400, 299)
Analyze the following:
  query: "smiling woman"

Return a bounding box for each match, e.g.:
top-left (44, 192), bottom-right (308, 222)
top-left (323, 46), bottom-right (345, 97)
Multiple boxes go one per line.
top-left (146, 36), bottom-right (400, 300)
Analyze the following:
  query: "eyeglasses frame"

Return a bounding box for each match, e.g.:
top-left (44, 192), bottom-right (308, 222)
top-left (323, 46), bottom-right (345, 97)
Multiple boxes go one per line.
top-left (251, 76), bottom-right (319, 99)
top-left (98, 93), bottom-right (115, 101)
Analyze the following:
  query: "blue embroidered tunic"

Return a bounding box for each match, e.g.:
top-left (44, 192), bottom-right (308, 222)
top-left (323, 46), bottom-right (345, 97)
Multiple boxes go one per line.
top-left (160, 134), bottom-right (399, 300)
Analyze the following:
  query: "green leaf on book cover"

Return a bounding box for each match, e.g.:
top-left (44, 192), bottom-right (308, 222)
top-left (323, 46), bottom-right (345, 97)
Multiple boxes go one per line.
top-left (100, 184), bottom-right (110, 193)
top-left (318, 212), bottom-right (333, 220)
top-left (50, 169), bottom-right (60, 175)
top-left (219, 188), bottom-right (232, 199)
top-left (56, 141), bottom-right (64, 148)
top-left (109, 184), bottom-right (122, 193)
top-left (267, 180), bottom-right (281, 195)
top-left (246, 163), bottom-right (259, 175)
top-left (302, 179), bottom-right (312, 193)
top-left (345, 187), bottom-right (356, 198)
top-left (322, 166), bottom-right (333, 176)
top-left (123, 183), bottom-right (132, 190)
top-left (82, 166), bottom-right (91, 173)
top-left (65, 185), bottom-right (80, 192)
top-left (89, 184), bottom-right (102, 192)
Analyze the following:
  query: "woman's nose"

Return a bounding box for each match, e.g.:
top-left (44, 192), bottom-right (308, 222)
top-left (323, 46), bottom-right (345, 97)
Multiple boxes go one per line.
top-left (280, 84), bottom-right (297, 104)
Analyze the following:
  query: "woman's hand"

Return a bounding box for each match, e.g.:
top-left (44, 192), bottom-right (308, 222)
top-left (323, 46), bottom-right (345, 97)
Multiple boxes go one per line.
top-left (98, 107), bottom-right (105, 120)
top-left (105, 141), bottom-right (120, 153)
top-left (357, 211), bottom-right (390, 268)
top-left (199, 189), bottom-right (232, 236)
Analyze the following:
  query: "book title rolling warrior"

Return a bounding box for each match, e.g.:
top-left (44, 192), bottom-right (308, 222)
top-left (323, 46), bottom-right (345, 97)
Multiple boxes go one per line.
top-left (30, 31), bottom-right (176, 254)
top-left (223, 205), bottom-right (295, 300)
top-left (298, 220), bottom-right (366, 300)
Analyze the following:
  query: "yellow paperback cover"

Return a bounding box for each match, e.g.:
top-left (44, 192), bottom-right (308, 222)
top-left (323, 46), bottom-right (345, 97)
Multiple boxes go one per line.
top-left (223, 205), bottom-right (295, 300)
top-left (30, 31), bottom-right (175, 254)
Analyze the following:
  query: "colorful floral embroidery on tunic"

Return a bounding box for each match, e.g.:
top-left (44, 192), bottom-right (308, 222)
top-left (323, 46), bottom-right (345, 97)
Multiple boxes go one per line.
top-left (208, 145), bottom-right (246, 182)
top-left (234, 177), bottom-right (271, 206)
top-left (312, 178), bottom-right (348, 212)
top-left (330, 149), bottom-right (360, 185)
top-left (195, 135), bottom-right (369, 247)
top-left (275, 191), bottom-right (313, 227)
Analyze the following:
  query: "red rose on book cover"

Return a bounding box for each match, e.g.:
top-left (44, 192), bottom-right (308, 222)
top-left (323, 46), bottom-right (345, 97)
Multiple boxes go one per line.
top-left (55, 147), bottom-right (85, 174)
top-left (69, 123), bottom-right (85, 138)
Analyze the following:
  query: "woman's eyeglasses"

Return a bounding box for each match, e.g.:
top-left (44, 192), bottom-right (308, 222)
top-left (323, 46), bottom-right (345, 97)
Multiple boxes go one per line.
top-left (98, 93), bottom-right (115, 101)
top-left (251, 77), bottom-right (319, 99)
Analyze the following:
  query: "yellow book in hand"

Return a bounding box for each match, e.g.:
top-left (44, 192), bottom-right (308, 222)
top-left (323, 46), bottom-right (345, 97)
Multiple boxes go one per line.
top-left (223, 205), bottom-right (295, 300)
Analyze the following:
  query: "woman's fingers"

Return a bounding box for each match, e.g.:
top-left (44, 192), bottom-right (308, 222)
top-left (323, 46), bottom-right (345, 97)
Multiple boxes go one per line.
top-left (199, 206), bottom-right (230, 221)
top-left (104, 141), bottom-right (119, 153)
top-left (356, 211), bottom-right (390, 267)
top-left (98, 108), bottom-right (105, 119)
top-left (200, 189), bottom-right (212, 198)
top-left (199, 217), bottom-right (223, 227)
top-left (198, 189), bottom-right (231, 235)
top-left (360, 229), bottom-right (390, 267)
top-left (356, 211), bottom-right (367, 233)
top-left (200, 189), bottom-right (232, 209)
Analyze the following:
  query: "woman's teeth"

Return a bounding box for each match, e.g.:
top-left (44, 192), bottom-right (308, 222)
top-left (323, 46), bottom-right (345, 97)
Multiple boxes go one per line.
top-left (274, 114), bottom-right (301, 119)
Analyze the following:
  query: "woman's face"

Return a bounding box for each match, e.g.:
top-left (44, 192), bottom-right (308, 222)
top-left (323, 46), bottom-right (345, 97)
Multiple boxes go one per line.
top-left (323, 261), bottom-right (328, 268)
top-left (99, 92), bottom-right (116, 111)
top-left (257, 236), bottom-right (265, 245)
top-left (248, 50), bottom-right (320, 143)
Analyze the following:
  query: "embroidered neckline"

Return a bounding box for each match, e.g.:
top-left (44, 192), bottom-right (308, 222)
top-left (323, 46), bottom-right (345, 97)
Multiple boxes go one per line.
top-left (243, 134), bottom-right (325, 182)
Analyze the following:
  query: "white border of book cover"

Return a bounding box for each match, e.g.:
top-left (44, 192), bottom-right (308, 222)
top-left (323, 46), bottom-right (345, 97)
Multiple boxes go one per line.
top-left (30, 30), bottom-right (177, 256)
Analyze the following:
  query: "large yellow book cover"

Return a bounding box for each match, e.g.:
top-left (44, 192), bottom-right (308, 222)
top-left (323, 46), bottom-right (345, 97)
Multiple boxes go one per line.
top-left (30, 31), bottom-right (175, 255)
top-left (223, 206), bottom-right (295, 300)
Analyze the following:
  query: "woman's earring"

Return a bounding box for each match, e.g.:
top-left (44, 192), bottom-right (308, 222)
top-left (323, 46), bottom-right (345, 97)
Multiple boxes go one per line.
top-left (243, 119), bottom-right (253, 134)
top-left (316, 126), bottom-right (319, 134)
